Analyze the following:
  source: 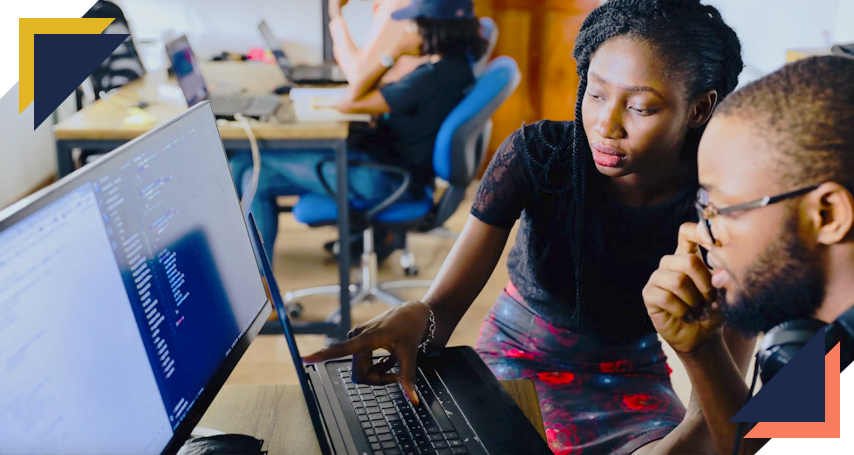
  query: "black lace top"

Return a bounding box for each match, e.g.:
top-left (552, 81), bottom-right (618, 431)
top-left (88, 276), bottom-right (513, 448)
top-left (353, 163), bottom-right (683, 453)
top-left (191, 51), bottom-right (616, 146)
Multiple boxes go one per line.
top-left (471, 121), bottom-right (697, 343)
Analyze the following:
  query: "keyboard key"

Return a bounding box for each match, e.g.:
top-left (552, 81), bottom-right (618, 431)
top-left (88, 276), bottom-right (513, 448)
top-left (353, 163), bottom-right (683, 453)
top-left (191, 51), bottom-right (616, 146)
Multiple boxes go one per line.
top-left (356, 408), bottom-right (366, 415)
top-left (388, 420), bottom-right (405, 428)
top-left (398, 441), bottom-right (416, 452)
top-left (364, 400), bottom-right (379, 407)
top-left (447, 439), bottom-right (464, 447)
top-left (443, 432), bottom-right (459, 439)
top-left (374, 389), bottom-right (389, 396)
top-left (360, 389), bottom-right (376, 396)
top-left (377, 396), bottom-right (391, 402)
top-left (433, 441), bottom-right (449, 449)
top-left (380, 402), bottom-right (395, 409)
top-left (353, 401), bottom-right (365, 408)
top-left (359, 415), bottom-right (369, 422)
top-left (340, 372), bottom-right (350, 378)
top-left (382, 407), bottom-right (398, 415)
top-left (365, 429), bottom-right (376, 436)
top-left (386, 415), bottom-right (400, 421)
top-left (385, 449), bottom-right (402, 455)
top-left (371, 443), bottom-right (381, 450)
top-left (346, 383), bottom-right (356, 390)
top-left (362, 422), bottom-right (373, 429)
top-left (381, 440), bottom-right (397, 449)
top-left (367, 407), bottom-right (381, 414)
top-left (347, 389), bottom-right (359, 396)
top-left (373, 385), bottom-right (387, 390)
top-left (369, 436), bottom-right (378, 443)
top-left (428, 434), bottom-right (444, 442)
top-left (350, 395), bottom-right (362, 402)
top-left (379, 434), bottom-right (394, 442)
top-left (376, 426), bottom-right (391, 435)
top-left (451, 448), bottom-right (468, 455)
top-left (425, 426), bottom-right (440, 434)
top-left (436, 449), bottom-right (452, 455)
top-left (389, 392), bottom-right (403, 399)
top-left (370, 413), bottom-right (384, 421)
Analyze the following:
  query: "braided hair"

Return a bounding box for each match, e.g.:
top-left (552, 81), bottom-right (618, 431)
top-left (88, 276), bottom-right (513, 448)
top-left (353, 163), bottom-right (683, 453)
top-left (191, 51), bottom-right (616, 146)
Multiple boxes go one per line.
top-left (564, 0), bottom-right (743, 324)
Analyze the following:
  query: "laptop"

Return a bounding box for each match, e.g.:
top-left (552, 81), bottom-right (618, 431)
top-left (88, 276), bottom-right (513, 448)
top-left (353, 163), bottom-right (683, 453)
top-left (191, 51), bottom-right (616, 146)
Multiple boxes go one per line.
top-left (258, 20), bottom-right (347, 85)
top-left (0, 103), bottom-right (272, 455)
top-left (246, 216), bottom-right (553, 455)
top-left (165, 35), bottom-right (281, 119)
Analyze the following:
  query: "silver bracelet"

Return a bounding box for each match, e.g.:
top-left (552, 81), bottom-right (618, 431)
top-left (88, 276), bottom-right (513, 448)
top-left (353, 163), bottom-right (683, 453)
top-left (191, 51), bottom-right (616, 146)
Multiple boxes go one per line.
top-left (419, 307), bottom-right (436, 354)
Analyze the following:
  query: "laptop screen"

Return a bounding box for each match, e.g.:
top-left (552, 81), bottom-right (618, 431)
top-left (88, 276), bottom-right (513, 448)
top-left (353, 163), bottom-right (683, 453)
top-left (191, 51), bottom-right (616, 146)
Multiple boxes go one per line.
top-left (258, 21), bottom-right (293, 75)
top-left (0, 104), bottom-right (269, 454)
top-left (165, 36), bottom-right (209, 107)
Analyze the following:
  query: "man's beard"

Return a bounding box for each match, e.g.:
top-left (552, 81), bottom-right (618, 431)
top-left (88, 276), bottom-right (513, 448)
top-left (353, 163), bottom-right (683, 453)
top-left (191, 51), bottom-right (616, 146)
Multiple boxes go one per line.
top-left (720, 216), bottom-right (826, 336)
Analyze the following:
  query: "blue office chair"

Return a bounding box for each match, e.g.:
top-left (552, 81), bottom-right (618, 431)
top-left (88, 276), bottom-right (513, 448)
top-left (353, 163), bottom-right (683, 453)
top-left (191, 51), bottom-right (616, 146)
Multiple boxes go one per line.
top-left (284, 57), bottom-right (521, 318)
top-left (473, 17), bottom-right (498, 77)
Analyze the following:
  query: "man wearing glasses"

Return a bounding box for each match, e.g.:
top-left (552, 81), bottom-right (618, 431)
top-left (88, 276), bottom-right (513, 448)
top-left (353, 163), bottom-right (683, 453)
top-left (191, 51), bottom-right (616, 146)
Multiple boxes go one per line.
top-left (643, 55), bottom-right (854, 455)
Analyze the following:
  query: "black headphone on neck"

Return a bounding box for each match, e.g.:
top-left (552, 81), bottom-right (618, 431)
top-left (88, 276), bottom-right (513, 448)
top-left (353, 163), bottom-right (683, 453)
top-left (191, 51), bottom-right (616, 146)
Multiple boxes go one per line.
top-left (756, 306), bottom-right (854, 384)
top-left (732, 307), bottom-right (854, 455)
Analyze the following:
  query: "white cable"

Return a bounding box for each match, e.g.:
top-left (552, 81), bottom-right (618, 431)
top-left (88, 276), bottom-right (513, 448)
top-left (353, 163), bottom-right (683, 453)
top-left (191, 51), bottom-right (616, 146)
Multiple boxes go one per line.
top-left (232, 113), bottom-right (261, 218)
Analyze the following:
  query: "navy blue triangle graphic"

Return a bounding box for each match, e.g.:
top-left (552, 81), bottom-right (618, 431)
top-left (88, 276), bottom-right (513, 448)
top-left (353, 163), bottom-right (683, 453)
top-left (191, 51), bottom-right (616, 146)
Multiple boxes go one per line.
top-left (732, 329), bottom-right (825, 423)
top-left (33, 33), bottom-right (129, 129)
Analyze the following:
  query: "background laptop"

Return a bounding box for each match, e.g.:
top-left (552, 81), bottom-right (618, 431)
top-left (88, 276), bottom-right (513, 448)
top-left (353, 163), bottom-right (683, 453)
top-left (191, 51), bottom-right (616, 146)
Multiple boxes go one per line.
top-left (258, 21), bottom-right (347, 85)
top-left (246, 216), bottom-right (552, 455)
top-left (0, 103), bottom-right (272, 455)
top-left (165, 35), bottom-right (281, 119)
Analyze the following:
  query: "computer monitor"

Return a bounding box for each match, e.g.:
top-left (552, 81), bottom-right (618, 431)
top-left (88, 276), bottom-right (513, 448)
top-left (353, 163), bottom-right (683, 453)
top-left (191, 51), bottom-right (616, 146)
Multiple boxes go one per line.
top-left (164, 36), bottom-right (209, 107)
top-left (0, 102), bottom-right (272, 455)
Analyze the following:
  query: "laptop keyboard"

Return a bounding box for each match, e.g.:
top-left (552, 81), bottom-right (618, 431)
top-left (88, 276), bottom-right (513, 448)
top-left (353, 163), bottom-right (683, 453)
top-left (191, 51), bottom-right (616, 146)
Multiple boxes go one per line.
top-left (338, 365), bottom-right (469, 455)
top-left (211, 96), bottom-right (279, 115)
top-left (210, 96), bottom-right (253, 113)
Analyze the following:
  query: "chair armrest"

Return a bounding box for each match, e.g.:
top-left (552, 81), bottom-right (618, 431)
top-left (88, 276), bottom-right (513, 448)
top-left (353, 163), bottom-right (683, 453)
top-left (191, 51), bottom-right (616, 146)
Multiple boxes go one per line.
top-left (314, 158), bottom-right (412, 220)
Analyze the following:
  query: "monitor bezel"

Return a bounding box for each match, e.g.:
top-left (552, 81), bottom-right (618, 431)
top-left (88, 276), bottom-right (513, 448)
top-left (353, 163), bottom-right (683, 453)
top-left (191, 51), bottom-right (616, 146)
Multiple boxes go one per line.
top-left (0, 102), bottom-right (273, 455)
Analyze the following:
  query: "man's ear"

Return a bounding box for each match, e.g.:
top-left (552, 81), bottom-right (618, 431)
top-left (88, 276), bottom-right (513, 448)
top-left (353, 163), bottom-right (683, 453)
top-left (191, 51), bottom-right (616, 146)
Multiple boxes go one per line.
top-left (688, 90), bottom-right (718, 128)
top-left (810, 182), bottom-right (854, 245)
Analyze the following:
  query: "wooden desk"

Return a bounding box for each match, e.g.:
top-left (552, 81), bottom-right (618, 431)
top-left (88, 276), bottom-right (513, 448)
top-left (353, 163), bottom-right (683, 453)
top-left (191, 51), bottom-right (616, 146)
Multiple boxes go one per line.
top-left (197, 381), bottom-right (546, 455)
top-left (52, 62), bottom-right (354, 341)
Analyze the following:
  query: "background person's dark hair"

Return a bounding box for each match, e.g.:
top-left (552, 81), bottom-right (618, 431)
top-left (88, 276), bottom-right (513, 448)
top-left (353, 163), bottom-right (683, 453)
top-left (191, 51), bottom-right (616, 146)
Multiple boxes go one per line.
top-left (416, 17), bottom-right (488, 59)
top-left (716, 56), bottom-right (854, 190)
top-left (545, 0), bottom-right (744, 324)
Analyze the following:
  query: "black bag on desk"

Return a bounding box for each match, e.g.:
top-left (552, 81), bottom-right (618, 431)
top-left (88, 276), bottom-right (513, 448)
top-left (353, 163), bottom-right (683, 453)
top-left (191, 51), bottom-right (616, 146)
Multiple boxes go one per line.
top-left (177, 434), bottom-right (266, 455)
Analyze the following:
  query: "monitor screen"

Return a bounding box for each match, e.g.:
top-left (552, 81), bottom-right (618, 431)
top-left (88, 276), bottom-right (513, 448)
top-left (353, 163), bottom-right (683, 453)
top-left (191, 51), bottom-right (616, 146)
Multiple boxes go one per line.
top-left (165, 36), bottom-right (209, 107)
top-left (258, 21), bottom-right (292, 74)
top-left (0, 103), bottom-right (270, 454)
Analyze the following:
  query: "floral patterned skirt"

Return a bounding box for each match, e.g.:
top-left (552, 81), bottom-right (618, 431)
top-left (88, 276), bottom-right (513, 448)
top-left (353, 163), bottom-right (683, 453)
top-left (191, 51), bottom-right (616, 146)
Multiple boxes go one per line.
top-left (474, 283), bottom-right (685, 455)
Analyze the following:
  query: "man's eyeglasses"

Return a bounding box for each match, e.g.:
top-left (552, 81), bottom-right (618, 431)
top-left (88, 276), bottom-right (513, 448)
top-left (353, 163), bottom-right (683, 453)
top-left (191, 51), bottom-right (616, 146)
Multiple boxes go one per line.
top-left (695, 184), bottom-right (821, 245)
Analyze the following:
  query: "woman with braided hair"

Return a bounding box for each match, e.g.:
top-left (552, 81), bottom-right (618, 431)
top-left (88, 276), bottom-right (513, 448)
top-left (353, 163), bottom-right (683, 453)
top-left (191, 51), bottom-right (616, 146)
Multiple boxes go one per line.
top-left (306, 1), bottom-right (753, 453)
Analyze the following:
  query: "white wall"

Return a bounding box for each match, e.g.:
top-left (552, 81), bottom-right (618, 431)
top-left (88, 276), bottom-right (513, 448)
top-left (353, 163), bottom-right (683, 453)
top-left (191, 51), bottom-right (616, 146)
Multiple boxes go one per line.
top-left (706, 0), bottom-right (848, 86)
top-left (119, 0), bottom-right (374, 71)
top-left (0, 85), bottom-right (59, 209)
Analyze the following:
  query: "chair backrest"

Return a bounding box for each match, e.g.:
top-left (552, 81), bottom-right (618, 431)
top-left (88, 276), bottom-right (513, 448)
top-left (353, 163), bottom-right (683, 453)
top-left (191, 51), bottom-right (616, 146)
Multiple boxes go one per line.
top-left (473, 17), bottom-right (498, 77)
top-left (83, 1), bottom-right (146, 95)
top-left (427, 56), bottom-right (520, 229)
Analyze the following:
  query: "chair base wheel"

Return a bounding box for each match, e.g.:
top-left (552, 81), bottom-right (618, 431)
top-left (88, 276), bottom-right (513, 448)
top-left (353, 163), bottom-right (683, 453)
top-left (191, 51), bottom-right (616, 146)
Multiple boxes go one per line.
top-left (286, 303), bottom-right (304, 320)
top-left (404, 266), bottom-right (419, 277)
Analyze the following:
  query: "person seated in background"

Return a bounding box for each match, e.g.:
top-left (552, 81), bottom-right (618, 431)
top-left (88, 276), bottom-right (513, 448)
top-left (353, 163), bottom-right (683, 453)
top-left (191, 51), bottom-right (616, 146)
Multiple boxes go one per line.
top-left (643, 55), bottom-right (854, 455)
top-left (229, 0), bottom-right (487, 263)
top-left (328, 0), bottom-right (429, 84)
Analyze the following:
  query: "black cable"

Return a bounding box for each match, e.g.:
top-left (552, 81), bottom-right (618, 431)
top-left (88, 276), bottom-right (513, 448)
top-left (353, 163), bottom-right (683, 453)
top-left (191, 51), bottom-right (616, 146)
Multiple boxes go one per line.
top-left (732, 354), bottom-right (761, 455)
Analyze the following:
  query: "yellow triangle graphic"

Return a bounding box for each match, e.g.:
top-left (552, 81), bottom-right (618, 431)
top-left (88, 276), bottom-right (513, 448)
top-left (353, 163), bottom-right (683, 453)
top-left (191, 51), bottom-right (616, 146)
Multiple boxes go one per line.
top-left (19, 18), bottom-right (114, 114)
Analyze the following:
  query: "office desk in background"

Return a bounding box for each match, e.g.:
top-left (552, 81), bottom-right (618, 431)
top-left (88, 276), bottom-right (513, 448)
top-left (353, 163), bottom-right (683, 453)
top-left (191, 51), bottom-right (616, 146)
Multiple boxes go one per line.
top-left (52, 62), bottom-right (354, 341)
top-left (198, 380), bottom-right (547, 455)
